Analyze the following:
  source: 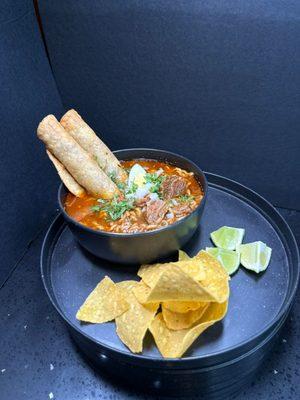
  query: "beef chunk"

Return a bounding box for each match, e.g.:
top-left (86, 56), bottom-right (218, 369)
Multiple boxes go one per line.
top-left (135, 195), bottom-right (151, 207)
top-left (172, 203), bottom-right (192, 216)
top-left (161, 175), bottom-right (187, 200)
top-left (145, 199), bottom-right (168, 224)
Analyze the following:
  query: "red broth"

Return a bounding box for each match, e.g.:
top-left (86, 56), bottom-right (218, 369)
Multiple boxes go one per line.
top-left (65, 159), bottom-right (203, 233)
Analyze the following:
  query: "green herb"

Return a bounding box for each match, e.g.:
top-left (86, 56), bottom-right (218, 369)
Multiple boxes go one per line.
top-left (149, 185), bottom-right (163, 199)
top-left (117, 181), bottom-right (126, 191)
top-left (144, 173), bottom-right (158, 184)
top-left (108, 172), bottom-right (127, 192)
top-left (103, 196), bottom-right (134, 221)
top-left (91, 194), bottom-right (134, 220)
top-left (145, 173), bottom-right (165, 195)
top-left (126, 182), bottom-right (138, 195)
top-left (178, 194), bottom-right (194, 203)
top-left (91, 198), bottom-right (106, 212)
top-left (91, 198), bottom-right (107, 213)
top-left (91, 205), bottom-right (101, 212)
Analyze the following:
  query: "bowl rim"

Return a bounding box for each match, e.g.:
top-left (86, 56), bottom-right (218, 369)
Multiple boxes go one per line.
top-left (57, 148), bottom-right (208, 237)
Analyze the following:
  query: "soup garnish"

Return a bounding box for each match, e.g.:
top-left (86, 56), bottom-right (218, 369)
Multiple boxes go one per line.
top-left (65, 159), bottom-right (203, 233)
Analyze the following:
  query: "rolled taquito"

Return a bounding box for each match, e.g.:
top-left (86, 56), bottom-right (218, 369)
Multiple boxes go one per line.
top-left (37, 115), bottom-right (120, 199)
top-left (46, 150), bottom-right (85, 197)
top-left (60, 109), bottom-right (127, 183)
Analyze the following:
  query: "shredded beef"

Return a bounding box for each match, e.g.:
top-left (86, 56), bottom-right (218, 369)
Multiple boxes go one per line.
top-left (161, 175), bottom-right (187, 200)
top-left (145, 199), bottom-right (168, 224)
top-left (135, 195), bottom-right (151, 207)
top-left (172, 203), bottom-right (192, 216)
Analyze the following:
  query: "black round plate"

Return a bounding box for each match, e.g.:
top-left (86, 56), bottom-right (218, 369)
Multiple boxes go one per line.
top-left (41, 173), bottom-right (299, 368)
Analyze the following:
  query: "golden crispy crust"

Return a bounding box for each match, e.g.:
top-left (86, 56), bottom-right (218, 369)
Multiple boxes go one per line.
top-left (46, 150), bottom-right (85, 197)
top-left (60, 110), bottom-right (127, 183)
top-left (37, 115), bottom-right (120, 198)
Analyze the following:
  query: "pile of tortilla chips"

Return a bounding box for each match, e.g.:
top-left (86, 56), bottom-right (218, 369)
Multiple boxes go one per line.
top-left (76, 250), bottom-right (230, 358)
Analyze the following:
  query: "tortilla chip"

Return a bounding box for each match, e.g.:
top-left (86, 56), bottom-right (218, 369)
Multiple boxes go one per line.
top-left (194, 251), bottom-right (230, 302)
top-left (162, 303), bottom-right (209, 330)
top-left (46, 150), bottom-right (85, 197)
top-left (132, 281), bottom-right (153, 303)
top-left (115, 281), bottom-right (159, 353)
top-left (178, 250), bottom-right (191, 261)
top-left (196, 251), bottom-right (229, 280)
top-left (137, 260), bottom-right (206, 289)
top-left (150, 301), bottom-right (228, 358)
top-left (163, 301), bottom-right (205, 313)
top-left (76, 276), bottom-right (129, 323)
top-left (133, 265), bottom-right (216, 304)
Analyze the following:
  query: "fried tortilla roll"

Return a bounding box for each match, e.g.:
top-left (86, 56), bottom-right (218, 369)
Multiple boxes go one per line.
top-left (37, 115), bottom-right (120, 199)
top-left (60, 109), bottom-right (127, 183)
top-left (46, 150), bottom-right (85, 197)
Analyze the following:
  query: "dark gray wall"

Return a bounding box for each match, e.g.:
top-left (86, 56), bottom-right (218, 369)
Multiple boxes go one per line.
top-left (39, 0), bottom-right (300, 210)
top-left (0, 0), bottom-right (64, 284)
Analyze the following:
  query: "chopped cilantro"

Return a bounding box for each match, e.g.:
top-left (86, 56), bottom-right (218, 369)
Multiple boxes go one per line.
top-left (145, 172), bottom-right (165, 195)
top-left (117, 181), bottom-right (126, 191)
top-left (103, 196), bottom-right (134, 221)
top-left (178, 194), bottom-right (194, 203)
top-left (91, 198), bottom-right (107, 212)
top-left (108, 172), bottom-right (127, 192)
top-left (144, 173), bottom-right (158, 184)
top-left (92, 195), bottom-right (134, 220)
top-left (126, 182), bottom-right (138, 195)
top-left (91, 205), bottom-right (101, 212)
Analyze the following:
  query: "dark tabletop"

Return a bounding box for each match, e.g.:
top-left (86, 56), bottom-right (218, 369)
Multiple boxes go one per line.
top-left (0, 207), bottom-right (299, 400)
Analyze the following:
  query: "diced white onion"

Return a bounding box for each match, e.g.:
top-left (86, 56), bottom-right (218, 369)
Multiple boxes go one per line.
top-left (135, 183), bottom-right (152, 199)
top-left (149, 192), bottom-right (159, 201)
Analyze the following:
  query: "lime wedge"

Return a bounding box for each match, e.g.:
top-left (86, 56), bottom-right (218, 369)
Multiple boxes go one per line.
top-left (205, 247), bottom-right (240, 275)
top-left (237, 241), bottom-right (272, 273)
top-left (210, 226), bottom-right (245, 250)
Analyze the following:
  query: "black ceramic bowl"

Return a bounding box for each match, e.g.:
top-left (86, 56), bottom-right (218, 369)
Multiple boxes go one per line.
top-left (58, 148), bottom-right (207, 264)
